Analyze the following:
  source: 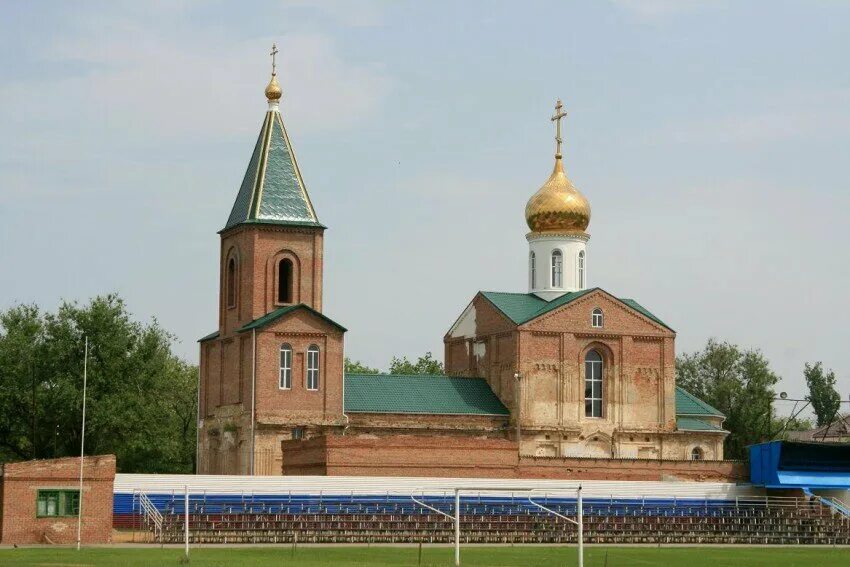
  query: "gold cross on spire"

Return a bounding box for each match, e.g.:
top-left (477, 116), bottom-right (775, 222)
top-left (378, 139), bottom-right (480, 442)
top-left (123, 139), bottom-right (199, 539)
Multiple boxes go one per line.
top-left (550, 99), bottom-right (567, 159)
top-left (270, 43), bottom-right (279, 76)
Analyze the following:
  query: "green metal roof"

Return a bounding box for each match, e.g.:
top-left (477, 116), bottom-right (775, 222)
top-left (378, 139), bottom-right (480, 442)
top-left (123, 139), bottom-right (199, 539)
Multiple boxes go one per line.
top-left (344, 374), bottom-right (510, 416)
top-left (675, 387), bottom-right (725, 418)
top-left (223, 109), bottom-right (323, 232)
top-left (480, 288), bottom-right (673, 331)
top-left (198, 330), bottom-right (220, 343)
top-left (676, 416), bottom-right (726, 432)
top-left (237, 304), bottom-right (347, 333)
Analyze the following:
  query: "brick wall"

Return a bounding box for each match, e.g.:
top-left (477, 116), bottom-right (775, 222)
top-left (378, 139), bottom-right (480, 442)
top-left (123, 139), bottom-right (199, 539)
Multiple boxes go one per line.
top-left (0, 455), bottom-right (115, 545)
top-left (517, 455), bottom-right (747, 482)
top-left (219, 225), bottom-right (324, 337)
top-left (280, 435), bottom-right (745, 482)
top-left (444, 290), bottom-right (722, 461)
top-left (282, 435), bottom-right (519, 477)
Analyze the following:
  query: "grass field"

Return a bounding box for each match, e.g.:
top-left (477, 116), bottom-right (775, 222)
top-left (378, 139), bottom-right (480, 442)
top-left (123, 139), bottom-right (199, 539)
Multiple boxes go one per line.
top-left (0, 546), bottom-right (848, 566)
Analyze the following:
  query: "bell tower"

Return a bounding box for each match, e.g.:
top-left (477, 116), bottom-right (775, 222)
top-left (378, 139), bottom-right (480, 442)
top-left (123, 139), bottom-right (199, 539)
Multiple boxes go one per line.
top-left (218, 43), bottom-right (325, 336)
top-left (198, 46), bottom-right (346, 475)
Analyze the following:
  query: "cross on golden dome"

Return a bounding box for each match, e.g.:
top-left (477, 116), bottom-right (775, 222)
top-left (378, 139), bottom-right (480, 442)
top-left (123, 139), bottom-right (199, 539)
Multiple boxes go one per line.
top-left (524, 99), bottom-right (591, 234)
top-left (551, 99), bottom-right (567, 159)
top-left (265, 43), bottom-right (282, 102)
top-left (270, 43), bottom-right (279, 76)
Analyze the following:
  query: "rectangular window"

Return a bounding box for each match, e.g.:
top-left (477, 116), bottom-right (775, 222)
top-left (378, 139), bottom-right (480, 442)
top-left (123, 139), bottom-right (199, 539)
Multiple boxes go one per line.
top-left (306, 347), bottom-right (319, 390)
top-left (584, 359), bottom-right (603, 418)
top-left (279, 346), bottom-right (292, 389)
top-left (551, 252), bottom-right (563, 288)
top-left (592, 311), bottom-right (603, 328)
top-left (36, 490), bottom-right (80, 518)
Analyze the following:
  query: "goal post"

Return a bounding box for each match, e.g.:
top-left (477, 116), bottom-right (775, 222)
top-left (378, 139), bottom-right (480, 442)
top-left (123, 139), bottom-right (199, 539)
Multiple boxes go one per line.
top-left (411, 484), bottom-right (583, 567)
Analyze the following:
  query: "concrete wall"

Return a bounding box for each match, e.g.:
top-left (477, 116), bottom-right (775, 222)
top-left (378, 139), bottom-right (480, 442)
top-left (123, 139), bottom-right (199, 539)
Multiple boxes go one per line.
top-left (0, 455), bottom-right (115, 545)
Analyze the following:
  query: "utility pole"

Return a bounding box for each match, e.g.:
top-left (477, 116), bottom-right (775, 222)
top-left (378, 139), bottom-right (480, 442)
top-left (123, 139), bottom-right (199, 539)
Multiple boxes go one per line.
top-left (76, 336), bottom-right (88, 551)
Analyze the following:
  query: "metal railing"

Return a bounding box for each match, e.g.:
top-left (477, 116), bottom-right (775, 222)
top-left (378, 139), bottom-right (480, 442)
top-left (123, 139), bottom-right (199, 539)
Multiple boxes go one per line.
top-left (136, 490), bottom-right (163, 541)
top-left (130, 491), bottom-right (849, 546)
top-left (815, 495), bottom-right (850, 520)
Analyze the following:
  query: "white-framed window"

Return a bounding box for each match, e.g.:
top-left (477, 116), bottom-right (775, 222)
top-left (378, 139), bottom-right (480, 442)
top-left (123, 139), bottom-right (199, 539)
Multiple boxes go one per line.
top-left (551, 250), bottom-right (563, 287)
top-left (306, 345), bottom-right (320, 390)
top-left (279, 344), bottom-right (292, 389)
top-left (529, 251), bottom-right (536, 289)
top-left (578, 250), bottom-right (585, 288)
top-left (584, 349), bottom-right (603, 418)
top-left (691, 447), bottom-right (704, 461)
top-left (591, 308), bottom-right (603, 328)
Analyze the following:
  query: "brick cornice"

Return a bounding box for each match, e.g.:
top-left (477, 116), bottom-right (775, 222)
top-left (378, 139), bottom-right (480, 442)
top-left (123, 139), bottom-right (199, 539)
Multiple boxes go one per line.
top-left (272, 331), bottom-right (331, 338)
top-left (221, 224), bottom-right (324, 239)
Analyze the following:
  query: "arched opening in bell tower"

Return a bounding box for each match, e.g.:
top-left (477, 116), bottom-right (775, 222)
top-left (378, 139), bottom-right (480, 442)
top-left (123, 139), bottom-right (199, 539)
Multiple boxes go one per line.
top-left (278, 258), bottom-right (294, 304)
top-left (226, 257), bottom-right (237, 308)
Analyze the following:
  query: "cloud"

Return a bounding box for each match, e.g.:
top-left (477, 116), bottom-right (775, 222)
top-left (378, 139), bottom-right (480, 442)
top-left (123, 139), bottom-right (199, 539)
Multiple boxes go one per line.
top-left (651, 88), bottom-right (850, 147)
top-left (281, 0), bottom-right (388, 27)
top-left (0, 13), bottom-right (393, 147)
top-left (611, 0), bottom-right (721, 21)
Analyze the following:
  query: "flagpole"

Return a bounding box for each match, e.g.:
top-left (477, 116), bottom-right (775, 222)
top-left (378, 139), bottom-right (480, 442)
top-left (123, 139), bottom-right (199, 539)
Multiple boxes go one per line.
top-left (76, 335), bottom-right (88, 551)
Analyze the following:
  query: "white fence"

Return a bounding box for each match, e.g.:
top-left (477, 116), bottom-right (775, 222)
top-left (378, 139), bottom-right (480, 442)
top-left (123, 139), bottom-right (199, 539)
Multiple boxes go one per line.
top-left (115, 473), bottom-right (765, 500)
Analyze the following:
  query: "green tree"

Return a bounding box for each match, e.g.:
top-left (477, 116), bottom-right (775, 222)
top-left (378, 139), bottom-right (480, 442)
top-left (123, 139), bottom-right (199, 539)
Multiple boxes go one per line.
top-left (344, 357), bottom-right (381, 374)
top-left (770, 415), bottom-right (814, 440)
top-left (803, 362), bottom-right (841, 427)
top-left (676, 339), bottom-right (779, 459)
top-left (389, 352), bottom-right (444, 375)
top-left (0, 294), bottom-right (197, 473)
top-left (0, 304), bottom-right (45, 460)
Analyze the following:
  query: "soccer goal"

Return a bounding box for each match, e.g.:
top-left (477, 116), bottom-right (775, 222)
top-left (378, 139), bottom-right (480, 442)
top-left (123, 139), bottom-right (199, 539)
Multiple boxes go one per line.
top-left (411, 484), bottom-right (583, 567)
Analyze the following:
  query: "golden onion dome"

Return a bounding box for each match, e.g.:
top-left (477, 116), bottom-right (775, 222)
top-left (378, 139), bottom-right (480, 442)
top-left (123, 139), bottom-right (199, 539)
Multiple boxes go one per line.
top-left (265, 74), bottom-right (282, 101)
top-left (525, 156), bottom-right (591, 233)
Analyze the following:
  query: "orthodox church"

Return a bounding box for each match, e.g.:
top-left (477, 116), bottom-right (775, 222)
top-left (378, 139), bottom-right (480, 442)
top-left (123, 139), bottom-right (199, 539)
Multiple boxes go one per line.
top-left (197, 52), bottom-right (729, 477)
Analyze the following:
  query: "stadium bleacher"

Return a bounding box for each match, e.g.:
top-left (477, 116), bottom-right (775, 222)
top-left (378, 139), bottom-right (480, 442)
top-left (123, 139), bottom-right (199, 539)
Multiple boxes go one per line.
top-left (113, 475), bottom-right (849, 545)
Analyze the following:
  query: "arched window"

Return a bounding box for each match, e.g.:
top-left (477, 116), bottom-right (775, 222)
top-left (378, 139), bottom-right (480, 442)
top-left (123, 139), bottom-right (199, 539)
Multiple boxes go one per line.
top-left (306, 345), bottom-right (320, 391)
top-left (578, 250), bottom-right (585, 289)
top-left (691, 447), bottom-right (704, 461)
top-left (551, 250), bottom-right (563, 288)
top-left (226, 257), bottom-right (237, 308)
top-left (279, 344), bottom-right (292, 389)
top-left (277, 259), bottom-right (293, 304)
top-left (529, 252), bottom-right (536, 289)
top-left (584, 349), bottom-right (603, 418)
top-left (592, 308), bottom-right (603, 328)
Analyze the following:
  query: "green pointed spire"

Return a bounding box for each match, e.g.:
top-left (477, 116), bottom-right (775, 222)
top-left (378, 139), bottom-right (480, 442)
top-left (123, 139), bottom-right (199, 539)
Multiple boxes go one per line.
top-left (223, 108), bottom-right (322, 231)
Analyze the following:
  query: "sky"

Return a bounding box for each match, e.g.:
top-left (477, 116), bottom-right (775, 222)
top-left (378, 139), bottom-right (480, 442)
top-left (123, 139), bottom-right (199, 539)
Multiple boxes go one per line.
top-left (1, 1), bottom-right (848, 412)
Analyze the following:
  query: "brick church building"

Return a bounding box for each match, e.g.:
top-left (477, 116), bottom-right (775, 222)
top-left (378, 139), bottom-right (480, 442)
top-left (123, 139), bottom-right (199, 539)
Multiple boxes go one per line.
top-left (197, 57), bottom-right (729, 478)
